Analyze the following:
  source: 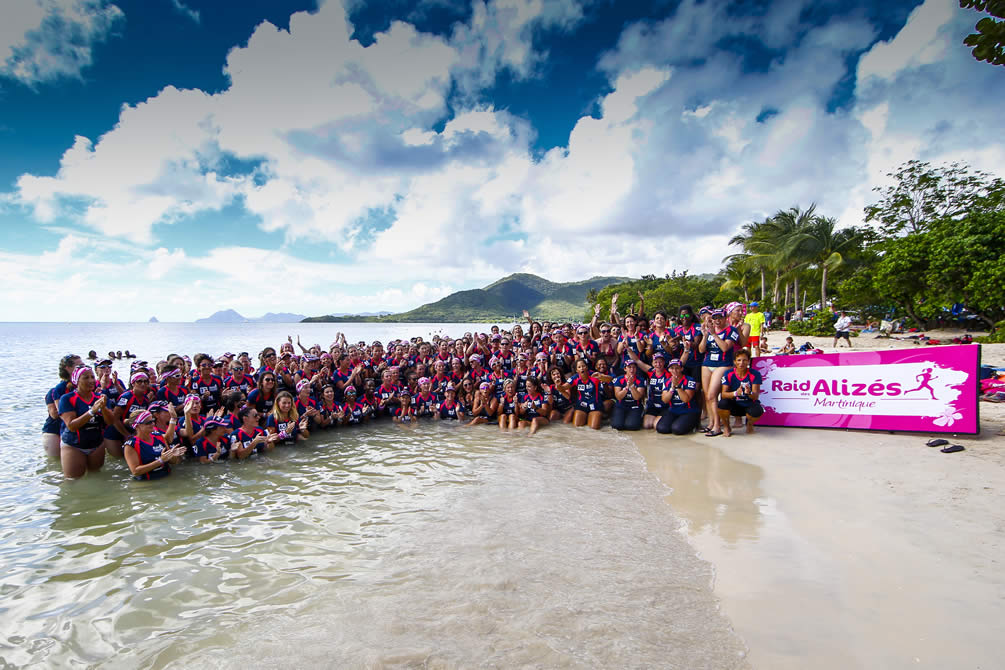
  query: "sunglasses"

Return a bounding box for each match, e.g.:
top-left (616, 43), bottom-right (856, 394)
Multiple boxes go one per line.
top-left (137, 420), bottom-right (154, 426)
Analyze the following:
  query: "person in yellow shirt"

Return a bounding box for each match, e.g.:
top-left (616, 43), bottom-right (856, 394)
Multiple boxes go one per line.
top-left (744, 302), bottom-right (766, 351)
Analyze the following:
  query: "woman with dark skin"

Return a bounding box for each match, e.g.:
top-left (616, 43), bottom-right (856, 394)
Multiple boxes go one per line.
top-left (229, 405), bottom-right (276, 459)
top-left (717, 349), bottom-right (763, 437)
top-left (58, 366), bottom-right (115, 479)
top-left (593, 357), bottom-right (616, 416)
top-left (547, 366), bottom-right (575, 423)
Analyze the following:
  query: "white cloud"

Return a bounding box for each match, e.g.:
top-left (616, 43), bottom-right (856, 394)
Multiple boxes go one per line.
top-left (170, 0), bottom-right (199, 24)
top-left (0, 0), bottom-right (123, 84)
top-left (6, 0), bottom-right (1005, 322)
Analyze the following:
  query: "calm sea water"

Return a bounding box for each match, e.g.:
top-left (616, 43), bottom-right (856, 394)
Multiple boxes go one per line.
top-left (0, 322), bottom-right (745, 669)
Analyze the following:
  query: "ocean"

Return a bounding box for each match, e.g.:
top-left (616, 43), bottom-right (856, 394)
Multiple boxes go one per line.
top-left (0, 322), bottom-right (745, 668)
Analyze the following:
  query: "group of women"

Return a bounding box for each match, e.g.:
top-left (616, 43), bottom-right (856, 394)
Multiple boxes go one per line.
top-left (43, 297), bottom-right (764, 479)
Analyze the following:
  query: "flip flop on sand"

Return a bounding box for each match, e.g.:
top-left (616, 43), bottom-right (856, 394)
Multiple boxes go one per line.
top-left (940, 445), bottom-right (965, 454)
top-left (926, 438), bottom-right (949, 448)
top-left (705, 430), bottom-right (723, 437)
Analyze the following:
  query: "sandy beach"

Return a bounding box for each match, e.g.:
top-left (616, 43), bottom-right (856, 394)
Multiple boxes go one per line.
top-left (633, 331), bottom-right (1005, 669)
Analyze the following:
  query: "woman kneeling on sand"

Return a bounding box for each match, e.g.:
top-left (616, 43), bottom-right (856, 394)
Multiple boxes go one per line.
top-left (716, 349), bottom-right (763, 437)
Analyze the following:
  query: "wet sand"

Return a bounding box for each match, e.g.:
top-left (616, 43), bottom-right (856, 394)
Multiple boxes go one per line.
top-left (632, 344), bottom-right (1005, 669)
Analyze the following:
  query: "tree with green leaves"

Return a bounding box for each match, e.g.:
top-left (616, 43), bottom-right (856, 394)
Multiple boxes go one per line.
top-left (790, 217), bottom-right (865, 308)
top-left (961, 0), bottom-right (1005, 67)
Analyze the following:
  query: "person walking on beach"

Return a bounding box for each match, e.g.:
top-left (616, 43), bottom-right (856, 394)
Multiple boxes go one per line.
top-left (833, 311), bottom-right (853, 348)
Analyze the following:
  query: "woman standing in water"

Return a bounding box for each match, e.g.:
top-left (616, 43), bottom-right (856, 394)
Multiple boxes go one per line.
top-left (43, 354), bottom-right (81, 459)
top-left (58, 366), bottom-right (115, 479)
top-left (124, 410), bottom-right (185, 479)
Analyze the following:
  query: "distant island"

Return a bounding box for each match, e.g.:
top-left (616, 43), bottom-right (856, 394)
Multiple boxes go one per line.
top-left (149, 316), bottom-right (159, 323)
top-left (302, 273), bottom-right (630, 323)
top-left (196, 309), bottom-right (307, 324)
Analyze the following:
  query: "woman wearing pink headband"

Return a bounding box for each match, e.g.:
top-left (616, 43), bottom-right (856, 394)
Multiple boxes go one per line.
top-left (57, 366), bottom-right (114, 478)
top-left (466, 382), bottom-right (498, 426)
top-left (124, 409), bottom-right (185, 480)
top-left (155, 366), bottom-right (186, 411)
top-left (103, 370), bottom-right (153, 459)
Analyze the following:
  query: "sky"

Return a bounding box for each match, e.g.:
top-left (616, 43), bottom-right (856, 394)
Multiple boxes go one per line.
top-left (0, 0), bottom-right (1003, 322)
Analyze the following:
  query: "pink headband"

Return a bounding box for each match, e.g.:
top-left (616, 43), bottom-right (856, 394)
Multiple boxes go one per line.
top-left (159, 369), bottom-right (182, 383)
top-left (130, 371), bottom-right (148, 384)
top-left (71, 365), bottom-right (90, 385)
top-left (133, 410), bottom-right (153, 425)
top-left (185, 394), bottom-right (200, 403)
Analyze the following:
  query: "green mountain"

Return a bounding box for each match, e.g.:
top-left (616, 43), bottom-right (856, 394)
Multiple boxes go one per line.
top-left (302, 273), bottom-right (630, 323)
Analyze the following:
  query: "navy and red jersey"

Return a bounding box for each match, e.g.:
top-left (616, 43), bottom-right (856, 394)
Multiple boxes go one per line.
top-left (193, 375), bottom-right (224, 410)
top-left (116, 390), bottom-right (151, 415)
top-left (488, 372), bottom-right (509, 399)
top-left (574, 340), bottom-right (600, 364)
top-left (721, 369), bottom-right (762, 406)
top-left (266, 414), bottom-right (299, 445)
top-left (43, 380), bottom-right (72, 434)
top-left (619, 332), bottom-right (646, 366)
top-left (649, 330), bottom-right (673, 358)
top-left (127, 434), bottom-right (170, 480)
top-left (518, 391), bottom-right (547, 418)
top-left (467, 367), bottom-right (491, 385)
top-left (193, 435), bottom-right (229, 461)
top-left (495, 350), bottom-right (515, 372)
top-left (612, 375), bottom-right (646, 410)
top-left (178, 414), bottom-right (205, 446)
top-left (374, 384), bottom-right (400, 411)
top-left (295, 396), bottom-right (318, 418)
top-left (342, 401), bottom-right (368, 424)
top-left (318, 400), bottom-right (339, 425)
top-left (674, 324), bottom-right (701, 366)
top-left (225, 412), bottom-right (241, 431)
top-left (247, 388), bottom-right (275, 416)
top-left (99, 377), bottom-right (127, 405)
top-left (224, 374), bottom-right (254, 395)
top-left (430, 374), bottom-right (452, 395)
top-left (704, 327), bottom-right (740, 368)
top-left (230, 426), bottom-right (266, 453)
top-left (549, 383), bottom-right (573, 412)
top-left (550, 342), bottom-right (574, 370)
top-left (331, 369), bottom-right (352, 401)
top-left (437, 400), bottom-right (462, 420)
top-left (499, 394), bottom-right (518, 415)
top-left (667, 375), bottom-right (700, 414)
top-left (570, 373), bottom-right (602, 411)
top-left (392, 405), bottom-right (417, 422)
top-left (413, 392), bottom-right (438, 417)
top-left (58, 391), bottom-right (105, 449)
top-left (646, 369), bottom-right (673, 411)
top-left (156, 385), bottom-right (187, 411)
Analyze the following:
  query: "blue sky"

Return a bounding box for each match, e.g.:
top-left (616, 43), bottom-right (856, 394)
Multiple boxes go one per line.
top-left (1, 0), bottom-right (1003, 321)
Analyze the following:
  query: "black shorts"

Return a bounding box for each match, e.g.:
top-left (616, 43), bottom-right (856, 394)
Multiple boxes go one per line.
top-left (717, 398), bottom-right (764, 418)
top-left (835, 330), bottom-right (850, 338)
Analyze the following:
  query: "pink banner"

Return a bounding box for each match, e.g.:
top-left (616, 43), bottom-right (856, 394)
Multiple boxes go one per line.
top-left (754, 344), bottom-right (981, 434)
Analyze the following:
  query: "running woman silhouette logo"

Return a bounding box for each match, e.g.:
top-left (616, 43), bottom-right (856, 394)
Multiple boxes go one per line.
top-left (904, 367), bottom-right (938, 400)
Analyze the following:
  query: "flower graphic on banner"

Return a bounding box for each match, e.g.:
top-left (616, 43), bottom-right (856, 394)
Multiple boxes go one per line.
top-left (755, 359), bottom-right (778, 379)
top-left (933, 405), bottom-right (963, 427)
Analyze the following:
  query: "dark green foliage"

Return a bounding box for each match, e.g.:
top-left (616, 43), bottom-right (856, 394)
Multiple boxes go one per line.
top-left (787, 312), bottom-right (838, 337)
top-left (586, 271), bottom-right (722, 321)
top-left (961, 0), bottom-right (1005, 66)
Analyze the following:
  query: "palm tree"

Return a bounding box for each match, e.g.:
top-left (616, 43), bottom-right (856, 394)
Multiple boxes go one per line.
top-left (720, 256), bottom-right (756, 302)
top-left (765, 205), bottom-right (818, 312)
top-left (791, 217), bottom-right (864, 307)
top-left (727, 218), bottom-right (775, 301)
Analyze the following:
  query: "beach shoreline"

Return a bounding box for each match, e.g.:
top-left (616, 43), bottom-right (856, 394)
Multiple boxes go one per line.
top-left (631, 334), bottom-right (1005, 669)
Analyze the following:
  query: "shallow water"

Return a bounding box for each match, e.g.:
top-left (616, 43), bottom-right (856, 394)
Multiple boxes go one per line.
top-left (0, 323), bottom-right (746, 668)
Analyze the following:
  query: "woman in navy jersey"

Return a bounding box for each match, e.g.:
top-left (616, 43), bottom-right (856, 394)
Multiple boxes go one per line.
top-left (498, 379), bottom-right (519, 430)
top-left (156, 367), bottom-right (187, 411)
top-left (230, 405), bottom-right (275, 458)
top-left (547, 366), bottom-right (574, 423)
top-left (435, 384), bottom-right (465, 420)
top-left (267, 391), bottom-right (308, 445)
top-left (58, 366), bottom-right (115, 478)
top-left (248, 372), bottom-right (277, 420)
top-left (179, 394), bottom-right (207, 453)
top-left (654, 358), bottom-right (701, 435)
top-left (717, 349), bottom-right (764, 437)
top-left (340, 386), bottom-right (371, 425)
top-left (43, 354), bottom-right (81, 458)
top-left (123, 410), bottom-right (185, 480)
top-left (192, 419), bottom-right (232, 464)
top-left (626, 349), bottom-right (673, 429)
top-left (104, 371), bottom-right (153, 459)
top-left (317, 385), bottom-right (341, 428)
top-left (147, 401), bottom-right (179, 445)
top-left (517, 376), bottom-right (551, 435)
top-left (467, 382), bottom-right (498, 426)
top-left (699, 308), bottom-right (740, 437)
top-left (610, 360), bottom-right (646, 431)
top-left (570, 359), bottom-right (604, 430)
